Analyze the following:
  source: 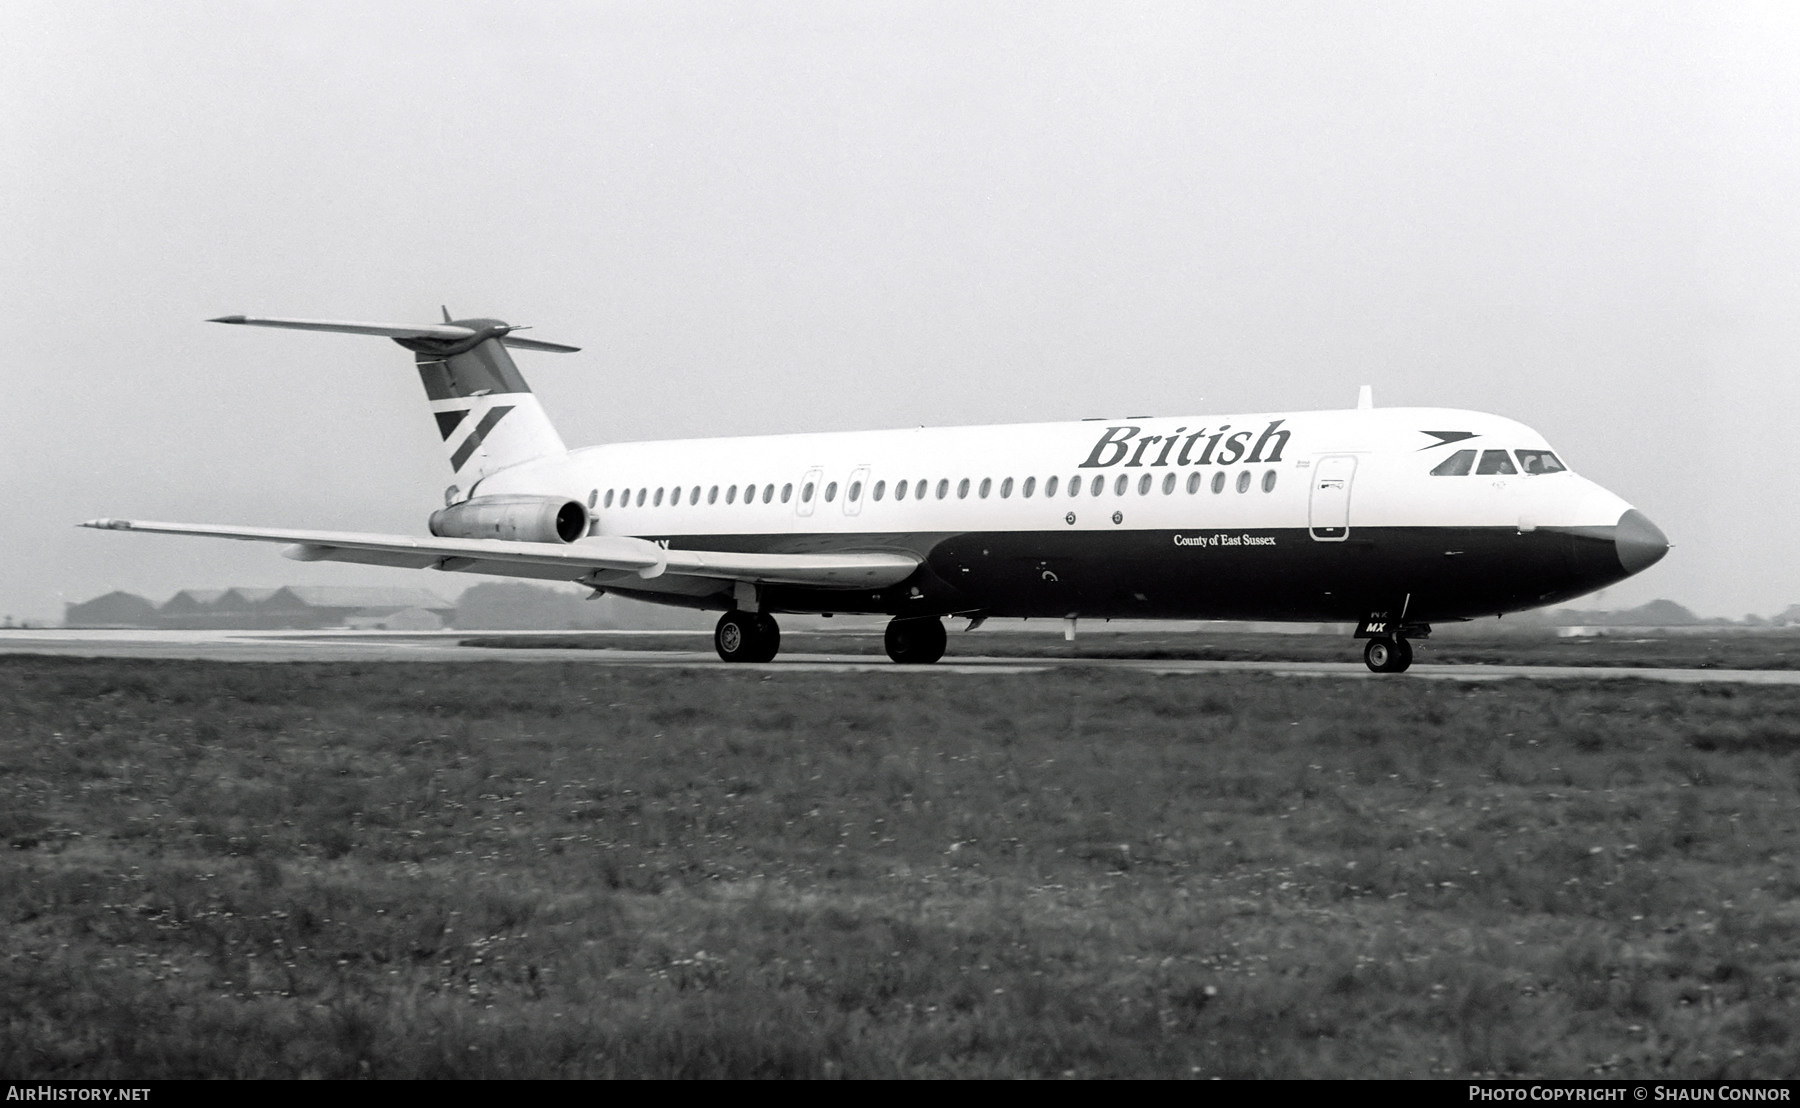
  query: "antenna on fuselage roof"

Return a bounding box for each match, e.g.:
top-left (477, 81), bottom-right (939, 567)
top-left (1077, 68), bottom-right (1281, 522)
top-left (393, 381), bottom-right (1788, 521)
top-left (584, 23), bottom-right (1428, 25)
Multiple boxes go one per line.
top-left (1357, 385), bottom-right (1374, 410)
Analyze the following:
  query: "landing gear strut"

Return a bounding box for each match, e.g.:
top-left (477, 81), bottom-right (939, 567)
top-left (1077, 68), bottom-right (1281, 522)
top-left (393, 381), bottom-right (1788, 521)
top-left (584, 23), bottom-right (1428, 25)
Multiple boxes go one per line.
top-left (1363, 636), bottom-right (1414, 674)
top-left (715, 610), bottom-right (780, 663)
top-left (884, 616), bottom-right (946, 664)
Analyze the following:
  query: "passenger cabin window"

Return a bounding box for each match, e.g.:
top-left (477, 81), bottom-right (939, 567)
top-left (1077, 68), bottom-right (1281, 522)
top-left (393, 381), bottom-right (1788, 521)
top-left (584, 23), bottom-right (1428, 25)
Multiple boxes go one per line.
top-left (1211, 472), bottom-right (1225, 494)
top-left (1000, 477), bottom-right (1013, 498)
top-left (690, 487), bottom-right (701, 506)
top-left (1516, 450), bottom-right (1566, 475)
top-left (1187, 472), bottom-right (1201, 494)
top-left (849, 480), bottom-right (863, 501)
top-left (707, 486), bottom-right (718, 504)
top-left (763, 484), bottom-right (775, 504)
top-left (936, 479), bottom-right (949, 500)
top-left (977, 478), bottom-right (990, 498)
top-left (1044, 476), bottom-right (1059, 497)
top-left (1114, 475), bottom-right (1128, 496)
top-left (895, 480), bottom-right (908, 501)
top-left (1023, 476), bottom-right (1036, 498)
top-left (653, 488), bottom-right (664, 507)
top-left (636, 489), bottom-right (646, 507)
top-left (1430, 450), bottom-right (1476, 477)
top-left (1162, 473), bottom-right (1175, 494)
top-left (781, 483), bottom-right (793, 504)
top-left (604, 490), bottom-right (615, 509)
top-left (825, 482), bottom-right (838, 502)
top-left (726, 485), bottom-right (737, 504)
top-left (1476, 449), bottom-right (1517, 475)
top-left (1262, 469), bottom-right (1277, 493)
top-left (873, 480), bottom-right (885, 501)
top-left (1090, 476), bottom-right (1104, 496)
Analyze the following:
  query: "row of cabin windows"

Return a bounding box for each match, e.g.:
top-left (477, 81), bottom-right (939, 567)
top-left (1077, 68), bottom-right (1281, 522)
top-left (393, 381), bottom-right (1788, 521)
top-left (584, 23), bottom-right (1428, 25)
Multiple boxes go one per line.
top-left (1429, 449), bottom-right (1566, 477)
top-left (596, 468), bottom-right (1281, 511)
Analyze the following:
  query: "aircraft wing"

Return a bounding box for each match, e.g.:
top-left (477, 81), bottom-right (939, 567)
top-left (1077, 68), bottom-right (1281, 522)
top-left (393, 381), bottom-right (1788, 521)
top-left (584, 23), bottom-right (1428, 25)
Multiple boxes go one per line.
top-left (80, 519), bottom-right (921, 590)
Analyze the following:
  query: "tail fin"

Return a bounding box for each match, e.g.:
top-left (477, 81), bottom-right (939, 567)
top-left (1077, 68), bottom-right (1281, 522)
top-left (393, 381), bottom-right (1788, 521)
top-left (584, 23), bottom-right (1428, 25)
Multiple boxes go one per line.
top-left (210, 313), bottom-right (577, 489)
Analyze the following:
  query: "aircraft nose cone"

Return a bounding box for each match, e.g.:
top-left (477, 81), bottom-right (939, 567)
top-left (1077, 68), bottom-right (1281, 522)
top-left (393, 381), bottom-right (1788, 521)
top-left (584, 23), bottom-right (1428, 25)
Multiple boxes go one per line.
top-left (1615, 509), bottom-right (1669, 575)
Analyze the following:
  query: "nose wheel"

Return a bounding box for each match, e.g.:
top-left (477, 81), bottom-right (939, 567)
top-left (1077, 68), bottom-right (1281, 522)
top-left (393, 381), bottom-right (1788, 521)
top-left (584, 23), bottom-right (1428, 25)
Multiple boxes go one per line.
top-left (715, 610), bottom-right (781, 663)
top-left (1363, 636), bottom-right (1413, 674)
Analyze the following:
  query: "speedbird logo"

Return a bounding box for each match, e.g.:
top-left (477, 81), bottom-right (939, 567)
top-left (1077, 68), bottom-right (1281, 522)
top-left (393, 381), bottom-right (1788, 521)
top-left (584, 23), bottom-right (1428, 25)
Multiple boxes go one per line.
top-left (434, 405), bottom-right (515, 471)
top-left (1080, 419), bottom-right (1290, 469)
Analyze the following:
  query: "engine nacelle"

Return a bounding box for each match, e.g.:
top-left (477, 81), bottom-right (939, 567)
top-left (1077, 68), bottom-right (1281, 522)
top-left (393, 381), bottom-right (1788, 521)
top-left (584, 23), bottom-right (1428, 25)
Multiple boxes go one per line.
top-left (428, 495), bottom-right (589, 544)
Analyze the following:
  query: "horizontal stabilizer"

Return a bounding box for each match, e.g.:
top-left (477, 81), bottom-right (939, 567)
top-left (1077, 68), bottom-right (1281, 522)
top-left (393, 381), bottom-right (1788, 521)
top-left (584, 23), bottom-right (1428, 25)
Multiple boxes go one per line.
top-left (495, 335), bottom-right (582, 354)
top-left (209, 315), bottom-right (580, 353)
top-left (209, 315), bottom-right (478, 341)
top-left (80, 519), bottom-right (921, 590)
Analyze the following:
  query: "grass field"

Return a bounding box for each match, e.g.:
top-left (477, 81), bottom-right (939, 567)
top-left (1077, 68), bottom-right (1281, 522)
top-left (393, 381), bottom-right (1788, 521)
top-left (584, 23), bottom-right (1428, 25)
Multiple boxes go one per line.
top-left (3, 656), bottom-right (1799, 1078)
top-left (469, 627), bottom-right (1800, 670)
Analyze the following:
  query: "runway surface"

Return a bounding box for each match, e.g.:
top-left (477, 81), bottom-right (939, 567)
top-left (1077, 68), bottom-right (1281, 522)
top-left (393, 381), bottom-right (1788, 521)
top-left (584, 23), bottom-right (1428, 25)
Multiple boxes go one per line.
top-left (6, 629), bottom-right (1800, 683)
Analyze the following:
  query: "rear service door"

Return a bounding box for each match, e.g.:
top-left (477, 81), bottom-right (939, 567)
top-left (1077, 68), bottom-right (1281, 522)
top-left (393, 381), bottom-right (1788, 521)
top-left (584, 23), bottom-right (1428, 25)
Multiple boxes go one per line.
top-left (1309, 455), bottom-right (1357, 541)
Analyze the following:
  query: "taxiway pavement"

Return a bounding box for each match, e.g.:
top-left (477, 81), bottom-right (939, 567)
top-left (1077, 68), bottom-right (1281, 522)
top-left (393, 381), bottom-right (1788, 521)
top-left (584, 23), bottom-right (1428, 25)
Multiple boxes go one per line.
top-left (5, 629), bottom-right (1799, 684)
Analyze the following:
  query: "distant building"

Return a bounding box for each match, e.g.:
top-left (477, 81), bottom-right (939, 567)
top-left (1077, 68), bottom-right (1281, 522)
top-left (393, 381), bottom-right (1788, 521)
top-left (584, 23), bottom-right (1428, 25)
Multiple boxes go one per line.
top-left (1548, 598), bottom-right (1704, 628)
top-left (270, 587), bottom-right (455, 629)
top-left (345, 606), bottom-right (445, 631)
top-left (66, 585), bottom-right (458, 630)
top-left (158, 589), bottom-right (228, 626)
top-left (64, 591), bottom-right (159, 628)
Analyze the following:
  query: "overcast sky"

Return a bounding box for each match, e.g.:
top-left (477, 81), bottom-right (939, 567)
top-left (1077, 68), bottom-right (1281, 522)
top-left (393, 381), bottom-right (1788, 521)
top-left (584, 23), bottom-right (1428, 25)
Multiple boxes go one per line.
top-left (6, 1), bottom-right (1797, 622)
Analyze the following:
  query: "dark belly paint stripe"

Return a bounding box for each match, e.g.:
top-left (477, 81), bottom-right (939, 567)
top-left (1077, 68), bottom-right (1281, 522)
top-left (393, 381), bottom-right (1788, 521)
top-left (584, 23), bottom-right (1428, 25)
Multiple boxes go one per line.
top-left (621, 525), bottom-right (1632, 622)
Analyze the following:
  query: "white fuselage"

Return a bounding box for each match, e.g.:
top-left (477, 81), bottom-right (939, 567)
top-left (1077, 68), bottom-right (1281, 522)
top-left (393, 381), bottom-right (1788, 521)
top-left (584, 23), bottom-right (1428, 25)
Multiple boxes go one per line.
top-left (475, 407), bottom-right (1633, 542)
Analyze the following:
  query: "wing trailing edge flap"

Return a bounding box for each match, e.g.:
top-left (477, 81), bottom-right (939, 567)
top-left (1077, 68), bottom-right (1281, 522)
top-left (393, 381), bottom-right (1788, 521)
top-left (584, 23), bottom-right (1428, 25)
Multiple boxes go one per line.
top-left (79, 519), bottom-right (921, 590)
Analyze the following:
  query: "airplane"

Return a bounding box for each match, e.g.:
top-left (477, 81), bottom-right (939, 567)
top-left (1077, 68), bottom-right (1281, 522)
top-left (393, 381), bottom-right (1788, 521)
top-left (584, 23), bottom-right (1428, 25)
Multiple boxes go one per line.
top-left (83, 312), bottom-right (1669, 672)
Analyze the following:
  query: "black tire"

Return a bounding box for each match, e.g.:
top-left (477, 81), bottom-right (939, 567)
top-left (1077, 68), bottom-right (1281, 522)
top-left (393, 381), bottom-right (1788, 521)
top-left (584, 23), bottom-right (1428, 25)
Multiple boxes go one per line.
top-left (1391, 637), bottom-right (1414, 673)
top-left (884, 617), bottom-right (947, 664)
top-left (1363, 637), bottom-right (1396, 673)
top-left (749, 613), bottom-right (781, 663)
top-left (715, 611), bottom-right (763, 663)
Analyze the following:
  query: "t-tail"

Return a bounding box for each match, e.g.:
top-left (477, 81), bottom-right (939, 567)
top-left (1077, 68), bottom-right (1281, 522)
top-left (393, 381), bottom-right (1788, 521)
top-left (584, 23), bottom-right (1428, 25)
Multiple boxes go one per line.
top-left (209, 311), bottom-right (577, 491)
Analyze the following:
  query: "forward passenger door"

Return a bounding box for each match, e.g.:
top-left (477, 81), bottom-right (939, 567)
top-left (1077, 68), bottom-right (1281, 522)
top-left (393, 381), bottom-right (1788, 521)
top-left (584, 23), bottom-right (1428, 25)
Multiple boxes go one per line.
top-left (1309, 455), bottom-right (1356, 541)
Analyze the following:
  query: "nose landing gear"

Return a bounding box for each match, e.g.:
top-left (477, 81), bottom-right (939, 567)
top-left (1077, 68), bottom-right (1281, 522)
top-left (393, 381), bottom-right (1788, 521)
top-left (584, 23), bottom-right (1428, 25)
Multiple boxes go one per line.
top-left (1363, 635), bottom-right (1413, 673)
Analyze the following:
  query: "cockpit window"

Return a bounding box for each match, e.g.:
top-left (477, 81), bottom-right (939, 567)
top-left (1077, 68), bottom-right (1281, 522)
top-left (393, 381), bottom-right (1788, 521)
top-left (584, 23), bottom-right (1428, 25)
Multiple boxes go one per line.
top-left (1476, 449), bottom-right (1518, 475)
top-left (1515, 449), bottom-right (1566, 475)
top-left (1430, 449), bottom-right (1475, 477)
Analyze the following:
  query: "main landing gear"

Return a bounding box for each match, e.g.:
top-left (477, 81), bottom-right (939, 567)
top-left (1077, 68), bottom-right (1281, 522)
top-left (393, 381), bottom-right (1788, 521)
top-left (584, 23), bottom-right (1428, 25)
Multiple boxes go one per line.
top-left (714, 610), bottom-right (780, 663)
top-left (884, 616), bottom-right (946, 664)
top-left (712, 611), bottom-right (949, 665)
top-left (1363, 636), bottom-right (1414, 674)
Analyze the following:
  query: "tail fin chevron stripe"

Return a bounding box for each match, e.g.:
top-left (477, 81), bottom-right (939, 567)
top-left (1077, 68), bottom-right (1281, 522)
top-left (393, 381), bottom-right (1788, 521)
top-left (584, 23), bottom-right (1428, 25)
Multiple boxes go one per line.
top-left (449, 405), bottom-right (515, 472)
top-left (434, 410), bottom-right (469, 440)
